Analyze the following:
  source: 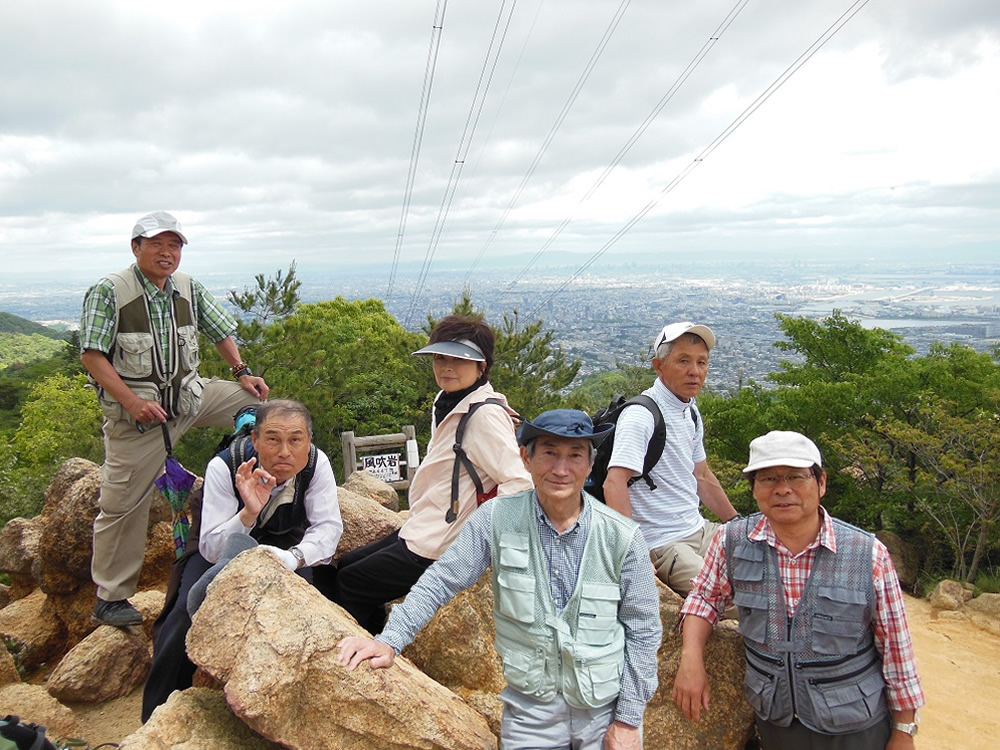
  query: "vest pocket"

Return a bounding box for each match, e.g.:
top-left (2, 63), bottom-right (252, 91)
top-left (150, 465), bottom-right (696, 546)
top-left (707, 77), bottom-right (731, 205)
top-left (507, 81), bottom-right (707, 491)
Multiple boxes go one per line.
top-left (733, 590), bottom-right (769, 643)
top-left (743, 658), bottom-right (778, 719)
top-left (803, 665), bottom-right (886, 733)
top-left (113, 332), bottom-right (154, 378)
top-left (499, 645), bottom-right (545, 695)
top-left (177, 325), bottom-right (200, 371)
top-left (176, 371), bottom-right (205, 416)
top-left (98, 382), bottom-right (159, 424)
top-left (499, 533), bottom-right (530, 569)
top-left (577, 582), bottom-right (621, 646)
top-left (576, 657), bottom-right (622, 707)
top-left (811, 587), bottom-right (867, 654)
top-left (496, 570), bottom-right (536, 624)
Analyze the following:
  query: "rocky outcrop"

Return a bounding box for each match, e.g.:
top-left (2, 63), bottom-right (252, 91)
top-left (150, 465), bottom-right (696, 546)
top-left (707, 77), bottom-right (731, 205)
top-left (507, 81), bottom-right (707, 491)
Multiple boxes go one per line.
top-left (47, 625), bottom-right (150, 703)
top-left (343, 470), bottom-right (401, 512)
top-left (35, 460), bottom-right (102, 594)
top-left (0, 588), bottom-right (67, 672)
top-left (0, 645), bottom-right (19, 685)
top-left (964, 592), bottom-right (1000, 636)
top-left (0, 683), bottom-right (80, 740)
top-left (120, 688), bottom-right (283, 750)
top-left (334, 487), bottom-right (404, 560)
top-left (0, 517), bottom-right (41, 600)
top-left (403, 572), bottom-right (504, 696)
top-left (187, 548), bottom-right (497, 750)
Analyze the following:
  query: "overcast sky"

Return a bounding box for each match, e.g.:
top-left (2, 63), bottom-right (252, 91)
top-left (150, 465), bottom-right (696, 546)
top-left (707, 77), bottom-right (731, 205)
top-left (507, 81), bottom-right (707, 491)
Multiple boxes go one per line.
top-left (2, 0), bottom-right (998, 296)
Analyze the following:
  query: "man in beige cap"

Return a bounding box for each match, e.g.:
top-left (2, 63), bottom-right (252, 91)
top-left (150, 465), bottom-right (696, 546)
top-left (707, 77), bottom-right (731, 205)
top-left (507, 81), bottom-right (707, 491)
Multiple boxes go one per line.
top-left (673, 431), bottom-right (923, 749)
top-left (603, 321), bottom-right (738, 598)
top-left (80, 211), bottom-right (269, 627)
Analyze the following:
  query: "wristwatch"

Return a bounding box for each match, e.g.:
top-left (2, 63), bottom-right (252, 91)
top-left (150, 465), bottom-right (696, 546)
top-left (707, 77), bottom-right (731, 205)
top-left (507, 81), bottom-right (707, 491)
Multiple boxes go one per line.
top-left (892, 712), bottom-right (919, 737)
top-left (290, 547), bottom-right (305, 569)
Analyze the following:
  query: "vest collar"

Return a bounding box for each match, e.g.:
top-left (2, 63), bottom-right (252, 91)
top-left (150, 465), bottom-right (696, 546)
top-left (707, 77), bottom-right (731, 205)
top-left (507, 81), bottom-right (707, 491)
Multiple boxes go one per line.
top-left (750, 506), bottom-right (838, 555)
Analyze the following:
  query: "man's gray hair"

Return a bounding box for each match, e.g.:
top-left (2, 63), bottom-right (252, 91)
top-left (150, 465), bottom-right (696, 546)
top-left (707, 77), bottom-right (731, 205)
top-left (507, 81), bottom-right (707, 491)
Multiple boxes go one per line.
top-left (655, 331), bottom-right (711, 361)
top-left (252, 399), bottom-right (313, 436)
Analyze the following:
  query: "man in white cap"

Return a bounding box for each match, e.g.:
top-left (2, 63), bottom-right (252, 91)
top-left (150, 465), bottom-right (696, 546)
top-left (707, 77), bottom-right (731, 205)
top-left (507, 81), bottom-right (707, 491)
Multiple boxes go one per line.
top-left (603, 322), bottom-right (738, 597)
top-left (80, 211), bottom-right (269, 627)
top-left (673, 431), bottom-right (923, 749)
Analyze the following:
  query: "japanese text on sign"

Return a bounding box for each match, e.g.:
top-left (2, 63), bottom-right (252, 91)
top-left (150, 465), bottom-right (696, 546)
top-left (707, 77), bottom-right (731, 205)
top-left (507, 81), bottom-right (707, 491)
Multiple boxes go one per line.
top-left (361, 453), bottom-right (401, 482)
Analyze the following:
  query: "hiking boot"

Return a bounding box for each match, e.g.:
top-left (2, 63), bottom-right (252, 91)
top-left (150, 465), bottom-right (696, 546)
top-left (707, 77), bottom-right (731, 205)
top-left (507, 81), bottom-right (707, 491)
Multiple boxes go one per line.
top-left (92, 598), bottom-right (142, 627)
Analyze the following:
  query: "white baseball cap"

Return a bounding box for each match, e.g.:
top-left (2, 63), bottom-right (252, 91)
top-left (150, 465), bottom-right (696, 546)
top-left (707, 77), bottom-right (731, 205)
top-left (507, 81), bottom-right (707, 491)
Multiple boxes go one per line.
top-left (743, 431), bottom-right (822, 473)
top-left (654, 321), bottom-right (716, 351)
top-left (132, 211), bottom-right (188, 245)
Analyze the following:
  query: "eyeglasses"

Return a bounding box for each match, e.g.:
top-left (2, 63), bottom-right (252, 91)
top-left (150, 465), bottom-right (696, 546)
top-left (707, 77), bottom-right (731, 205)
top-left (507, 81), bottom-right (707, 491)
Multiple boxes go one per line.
top-left (755, 471), bottom-right (815, 488)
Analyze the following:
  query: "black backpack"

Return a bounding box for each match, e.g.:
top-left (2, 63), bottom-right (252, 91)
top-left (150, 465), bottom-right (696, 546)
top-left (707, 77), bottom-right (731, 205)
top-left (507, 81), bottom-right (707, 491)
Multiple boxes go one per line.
top-left (584, 394), bottom-right (698, 502)
top-left (0, 716), bottom-right (58, 750)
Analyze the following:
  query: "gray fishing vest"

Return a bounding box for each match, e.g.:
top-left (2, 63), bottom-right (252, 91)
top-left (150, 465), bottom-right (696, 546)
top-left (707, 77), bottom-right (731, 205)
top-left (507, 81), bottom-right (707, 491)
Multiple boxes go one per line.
top-left (490, 490), bottom-right (637, 709)
top-left (726, 514), bottom-right (888, 735)
top-left (95, 264), bottom-right (203, 422)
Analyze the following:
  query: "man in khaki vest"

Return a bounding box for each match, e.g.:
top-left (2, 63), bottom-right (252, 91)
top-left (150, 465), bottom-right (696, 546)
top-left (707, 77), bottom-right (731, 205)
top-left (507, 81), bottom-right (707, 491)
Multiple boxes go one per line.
top-left (338, 409), bottom-right (661, 750)
top-left (80, 211), bottom-right (268, 627)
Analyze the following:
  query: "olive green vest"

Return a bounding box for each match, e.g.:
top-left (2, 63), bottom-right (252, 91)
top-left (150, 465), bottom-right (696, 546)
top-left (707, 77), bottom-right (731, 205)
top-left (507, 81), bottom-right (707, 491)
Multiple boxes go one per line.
top-left (490, 490), bottom-right (637, 709)
top-left (96, 264), bottom-right (202, 422)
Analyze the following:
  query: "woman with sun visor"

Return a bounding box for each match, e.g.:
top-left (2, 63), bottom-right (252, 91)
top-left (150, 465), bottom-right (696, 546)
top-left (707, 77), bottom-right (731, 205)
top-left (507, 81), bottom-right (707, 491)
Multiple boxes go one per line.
top-left (334, 314), bottom-right (532, 634)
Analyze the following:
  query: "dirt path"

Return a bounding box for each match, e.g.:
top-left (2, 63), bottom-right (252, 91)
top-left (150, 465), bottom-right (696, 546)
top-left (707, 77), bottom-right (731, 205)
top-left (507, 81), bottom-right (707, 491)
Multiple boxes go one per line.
top-left (67, 594), bottom-right (999, 748)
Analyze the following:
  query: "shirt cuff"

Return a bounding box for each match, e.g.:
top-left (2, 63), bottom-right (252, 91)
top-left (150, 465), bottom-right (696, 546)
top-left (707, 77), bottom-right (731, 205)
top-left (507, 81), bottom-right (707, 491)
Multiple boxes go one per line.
top-left (613, 698), bottom-right (644, 728)
top-left (374, 632), bottom-right (405, 656)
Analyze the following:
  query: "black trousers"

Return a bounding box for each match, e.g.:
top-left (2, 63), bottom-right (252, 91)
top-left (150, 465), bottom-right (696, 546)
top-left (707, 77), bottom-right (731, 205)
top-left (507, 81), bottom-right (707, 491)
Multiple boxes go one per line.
top-left (141, 552), bottom-right (314, 723)
top-left (755, 715), bottom-right (891, 750)
top-left (333, 530), bottom-right (434, 635)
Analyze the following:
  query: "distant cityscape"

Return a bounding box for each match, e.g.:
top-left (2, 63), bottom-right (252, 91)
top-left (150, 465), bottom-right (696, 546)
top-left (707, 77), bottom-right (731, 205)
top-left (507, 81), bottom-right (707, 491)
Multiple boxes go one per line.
top-left (3, 258), bottom-right (998, 394)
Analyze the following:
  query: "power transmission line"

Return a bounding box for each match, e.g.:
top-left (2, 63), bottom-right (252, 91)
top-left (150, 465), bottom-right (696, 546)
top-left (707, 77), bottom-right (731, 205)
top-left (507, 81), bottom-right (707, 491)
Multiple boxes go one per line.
top-left (403, 0), bottom-right (519, 327)
top-left (524, 0), bottom-right (874, 320)
top-left (463, 0), bottom-right (633, 287)
top-left (503, 0), bottom-right (750, 292)
top-left (386, 0), bottom-right (449, 301)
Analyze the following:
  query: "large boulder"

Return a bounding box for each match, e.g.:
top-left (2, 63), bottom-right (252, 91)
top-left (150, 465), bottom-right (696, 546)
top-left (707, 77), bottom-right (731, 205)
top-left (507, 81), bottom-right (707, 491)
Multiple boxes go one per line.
top-left (876, 530), bottom-right (920, 590)
top-left (403, 572), bottom-right (504, 696)
top-left (0, 683), bottom-right (79, 740)
top-left (0, 588), bottom-right (67, 672)
top-left (137, 521), bottom-right (178, 594)
top-left (644, 584), bottom-right (755, 750)
top-left (965, 592), bottom-right (1000, 636)
top-left (334, 487), bottom-right (404, 561)
top-left (46, 625), bottom-right (150, 703)
top-left (0, 517), bottom-right (42, 600)
top-left (187, 548), bottom-right (496, 750)
top-left (119, 687), bottom-right (283, 750)
top-left (929, 579), bottom-right (970, 611)
top-left (36, 462), bottom-right (102, 594)
top-left (0, 645), bottom-right (20, 685)
top-left (343, 470), bottom-right (400, 512)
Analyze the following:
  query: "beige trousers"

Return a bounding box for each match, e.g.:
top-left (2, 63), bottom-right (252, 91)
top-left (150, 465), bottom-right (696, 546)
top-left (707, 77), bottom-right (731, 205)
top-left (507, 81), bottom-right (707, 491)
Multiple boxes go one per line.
top-left (649, 520), bottom-right (720, 598)
top-left (91, 378), bottom-right (258, 601)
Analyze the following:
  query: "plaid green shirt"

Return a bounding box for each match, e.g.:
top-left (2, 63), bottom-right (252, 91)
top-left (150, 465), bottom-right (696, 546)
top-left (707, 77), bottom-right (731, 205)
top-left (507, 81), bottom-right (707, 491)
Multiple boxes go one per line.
top-left (80, 265), bottom-right (237, 373)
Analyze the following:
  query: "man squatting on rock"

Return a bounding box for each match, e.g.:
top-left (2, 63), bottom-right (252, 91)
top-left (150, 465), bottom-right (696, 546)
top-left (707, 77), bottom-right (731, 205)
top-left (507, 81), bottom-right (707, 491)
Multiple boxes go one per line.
top-left (80, 211), bottom-right (269, 627)
top-left (338, 409), bottom-right (662, 750)
top-left (603, 322), bottom-right (739, 597)
top-left (141, 399), bottom-right (343, 722)
top-left (673, 431), bottom-right (924, 749)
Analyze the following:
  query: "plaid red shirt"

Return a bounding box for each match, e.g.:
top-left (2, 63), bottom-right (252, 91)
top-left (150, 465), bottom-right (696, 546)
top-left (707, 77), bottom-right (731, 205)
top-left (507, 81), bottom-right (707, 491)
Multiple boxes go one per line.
top-left (681, 507), bottom-right (925, 712)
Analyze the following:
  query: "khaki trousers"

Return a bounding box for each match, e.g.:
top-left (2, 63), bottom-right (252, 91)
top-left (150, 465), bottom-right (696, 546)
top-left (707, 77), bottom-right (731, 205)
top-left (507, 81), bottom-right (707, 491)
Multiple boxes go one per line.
top-left (649, 520), bottom-right (720, 598)
top-left (91, 378), bottom-right (259, 601)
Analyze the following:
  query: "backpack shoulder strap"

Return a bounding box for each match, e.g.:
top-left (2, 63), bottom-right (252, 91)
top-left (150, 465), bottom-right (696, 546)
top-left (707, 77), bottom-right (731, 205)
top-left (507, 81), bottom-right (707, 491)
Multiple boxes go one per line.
top-left (448, 398), bottom-right (509, 524)
top-left (624, 394), bottom-right (666, 492)
top-left (222, 434), bottom-right (256, 500)
top-left (293, 445), bottom-right (319, 507)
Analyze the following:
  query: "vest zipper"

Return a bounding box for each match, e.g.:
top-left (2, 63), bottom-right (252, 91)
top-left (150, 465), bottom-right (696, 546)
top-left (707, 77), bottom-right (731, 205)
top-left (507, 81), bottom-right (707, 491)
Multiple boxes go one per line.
top-left (745, 642), bottom-right (784, 667)
top-left (797, 641), bottom-right (875, 669)
top-left (745, 657), bottom-right (776, 679)
top-left (786, 618), bottom-right (797, 718)
top-left (806, 654), bottom-right (879, 686)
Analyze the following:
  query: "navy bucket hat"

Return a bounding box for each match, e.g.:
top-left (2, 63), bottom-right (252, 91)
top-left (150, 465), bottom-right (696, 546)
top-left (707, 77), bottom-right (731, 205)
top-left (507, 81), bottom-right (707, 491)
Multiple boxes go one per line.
top-left (517, 409), bottom-right (614, 447)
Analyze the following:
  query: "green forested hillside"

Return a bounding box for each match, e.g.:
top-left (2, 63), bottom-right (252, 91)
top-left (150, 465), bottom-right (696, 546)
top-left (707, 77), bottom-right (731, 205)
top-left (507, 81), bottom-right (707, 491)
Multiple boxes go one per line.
top-left (0, 333), bottom-right (68, 369)
top-left (0, 311), bottom-right (70, 339)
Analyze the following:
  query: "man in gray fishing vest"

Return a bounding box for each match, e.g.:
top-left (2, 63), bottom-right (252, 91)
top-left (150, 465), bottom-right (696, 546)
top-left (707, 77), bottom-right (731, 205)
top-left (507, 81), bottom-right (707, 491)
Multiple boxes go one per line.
top-left (80, 211), bottom-right (269, 627)
top-left (337, 409), bottom-right (662, 750)
top-left (673, 431), bottom-right (924, 749)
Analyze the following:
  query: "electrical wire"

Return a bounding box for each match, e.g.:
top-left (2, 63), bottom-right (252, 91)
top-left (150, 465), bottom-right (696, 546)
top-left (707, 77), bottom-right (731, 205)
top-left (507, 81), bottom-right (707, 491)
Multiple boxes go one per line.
top-left (386, 0), bottom-right (449, 301)
top-left (403, 0), bottom-right (519, 326)
top-left (523, 0), bottom-right (874, 320)
top-left (503, 0), bottom-right (750, 291)
top-left (463, 0), bottom-right (633, 287)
